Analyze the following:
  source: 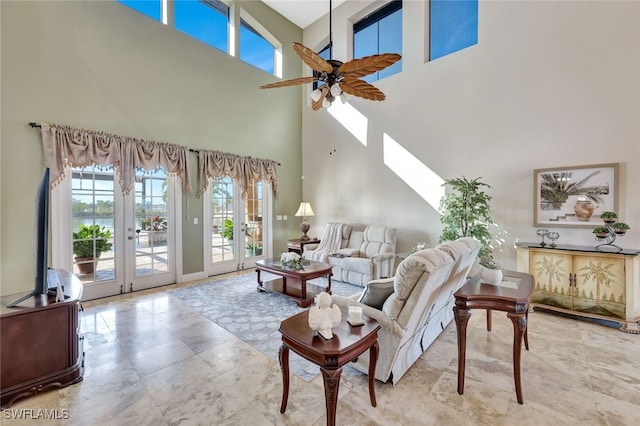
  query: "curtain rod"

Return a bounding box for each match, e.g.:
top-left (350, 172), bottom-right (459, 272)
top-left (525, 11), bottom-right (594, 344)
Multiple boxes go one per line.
top-left (29, 122), bottom-right (281, 165)
top-left (188, 148), bottom-right (281, 166)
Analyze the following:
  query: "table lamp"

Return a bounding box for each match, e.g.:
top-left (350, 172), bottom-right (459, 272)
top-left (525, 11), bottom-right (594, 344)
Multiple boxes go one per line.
top-left (294, 202), bottom-right (315, 240)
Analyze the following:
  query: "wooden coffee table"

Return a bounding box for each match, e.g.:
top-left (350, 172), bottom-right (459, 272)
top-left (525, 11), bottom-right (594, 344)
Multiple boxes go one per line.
top-left (278, 309), bottom-right (380, 426)
top-left (255, 259), bottom-right (333, 307)
top-left (453, 270), bottom-right (534, 404)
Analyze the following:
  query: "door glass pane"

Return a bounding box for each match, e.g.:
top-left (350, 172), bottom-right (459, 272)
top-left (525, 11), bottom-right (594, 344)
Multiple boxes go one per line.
top-left (244, 179), bottom-right (263, 258)
top-left (210, 177), bottom-right (235, 263)
top-left (135, 168), bottom-right (168, 276)
top-left (71, 166), bottom-right (116, 283)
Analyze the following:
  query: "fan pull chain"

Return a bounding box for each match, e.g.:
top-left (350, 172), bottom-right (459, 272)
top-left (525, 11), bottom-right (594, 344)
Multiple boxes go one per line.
top-left (329, 113), bottom-right (336, 155)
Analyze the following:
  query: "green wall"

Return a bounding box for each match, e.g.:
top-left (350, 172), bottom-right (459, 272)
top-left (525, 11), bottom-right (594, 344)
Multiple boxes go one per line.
top-left (0, 0), bottom-right (303, 295)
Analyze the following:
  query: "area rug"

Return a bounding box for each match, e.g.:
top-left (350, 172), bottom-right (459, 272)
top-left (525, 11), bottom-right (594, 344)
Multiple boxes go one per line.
top-left (170, 272), bottom-right (361, 381)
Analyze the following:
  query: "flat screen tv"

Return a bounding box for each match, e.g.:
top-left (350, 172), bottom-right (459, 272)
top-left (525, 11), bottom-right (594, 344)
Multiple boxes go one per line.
top-left (7, 168), bottom-right (55, 307)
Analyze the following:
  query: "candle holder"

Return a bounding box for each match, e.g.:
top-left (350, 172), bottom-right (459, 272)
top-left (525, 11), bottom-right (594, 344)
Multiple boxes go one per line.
top-left (536, 228), bottom-right (549, 246)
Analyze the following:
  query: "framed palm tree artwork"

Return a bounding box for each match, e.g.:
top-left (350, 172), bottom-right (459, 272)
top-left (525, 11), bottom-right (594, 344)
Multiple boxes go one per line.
top-left (534, 163), bottom-right (619, 227)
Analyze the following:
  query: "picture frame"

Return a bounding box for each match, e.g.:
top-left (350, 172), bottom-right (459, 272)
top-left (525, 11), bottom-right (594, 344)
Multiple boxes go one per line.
top-left (534, 163), bottom-right (619, 227)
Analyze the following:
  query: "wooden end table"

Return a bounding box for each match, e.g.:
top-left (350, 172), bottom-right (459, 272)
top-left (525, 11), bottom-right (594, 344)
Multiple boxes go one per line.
top-left (287, 238), bottom-right (320, 255)
top-left (278, 309), bottom-right (380, 426)
top-left (453, 270), bottom-right (534, 404)
top-left (255, 259), bottom-right (333, 308)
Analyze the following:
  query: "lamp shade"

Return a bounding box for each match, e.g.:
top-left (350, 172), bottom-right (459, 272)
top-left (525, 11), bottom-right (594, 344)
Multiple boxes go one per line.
top-left (294, 202), bottom-right (315, 218)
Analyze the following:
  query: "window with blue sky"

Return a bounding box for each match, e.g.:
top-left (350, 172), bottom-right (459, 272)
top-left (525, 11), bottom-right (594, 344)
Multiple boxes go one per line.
top-left (117, 0), bottom-right (277, 75)
top-left (240, 17), bottom-right (275, 74)
top-left (175, 0), bottom-right (229, 53)
top-left (119, 0), bottom-right (162, 21)
top-left (430, 0), bottom-right (478, 60)
top-left (353, 1), bottom-right (402, 83)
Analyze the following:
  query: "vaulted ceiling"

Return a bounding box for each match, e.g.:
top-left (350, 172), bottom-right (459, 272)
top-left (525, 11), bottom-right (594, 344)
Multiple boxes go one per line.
top-left (260, 0), bottom-right (346, 29)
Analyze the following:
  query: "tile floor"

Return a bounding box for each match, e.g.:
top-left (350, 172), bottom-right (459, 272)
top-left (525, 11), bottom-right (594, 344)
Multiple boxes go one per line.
top-left (3, 271), bottom-right (640, 425)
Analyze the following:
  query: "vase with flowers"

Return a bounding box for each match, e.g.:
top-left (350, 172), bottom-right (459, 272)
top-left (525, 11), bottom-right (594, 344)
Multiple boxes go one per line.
top-left (280, 252), bottom-right (304, 270)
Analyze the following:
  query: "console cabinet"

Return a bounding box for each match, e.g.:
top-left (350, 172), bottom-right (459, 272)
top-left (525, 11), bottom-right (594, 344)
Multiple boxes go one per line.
top-left (0, 270), bottom-right (84, 408)
top-left (517, 243), bottom-right (640, 333)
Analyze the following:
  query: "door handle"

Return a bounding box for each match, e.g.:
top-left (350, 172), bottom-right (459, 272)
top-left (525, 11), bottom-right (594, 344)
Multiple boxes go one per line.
top-left (128, 236), bottom-right (134, 240)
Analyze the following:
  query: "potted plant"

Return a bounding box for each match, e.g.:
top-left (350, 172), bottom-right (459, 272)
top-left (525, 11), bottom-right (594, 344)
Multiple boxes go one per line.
top-left (222, 218), bottom-right (234, 240)
top-left (141, 216), bottom-right (168, 244)
top-left (600, 211), bottom-right (618, 223)
top-left (592, 227), bottom-right (609, 238)
top-left (73, 224), bottom-right (113, 274)
top-left (246, 242), bottom-right (263, 256)
top-left (438, 177), bottom-right (501, 277)
top-left (612, 222), bottom-right (630, 235)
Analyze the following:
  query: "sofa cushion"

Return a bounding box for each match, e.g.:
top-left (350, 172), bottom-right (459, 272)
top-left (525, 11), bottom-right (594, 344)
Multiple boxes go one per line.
top-left (358, 280), bottom-right (395, 310)
top-left (341, 257), bottom-right (373, 275)
top-left (359, 226), bottom-right (396, 259)
top-left (335, 247), bottom-right (360, 257)
top-left (348, 231), bottom-right (365, 250)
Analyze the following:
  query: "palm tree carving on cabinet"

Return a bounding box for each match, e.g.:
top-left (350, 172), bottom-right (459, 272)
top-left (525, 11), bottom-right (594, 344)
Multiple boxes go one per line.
top-left (531, 250), bottom-right (625, 320)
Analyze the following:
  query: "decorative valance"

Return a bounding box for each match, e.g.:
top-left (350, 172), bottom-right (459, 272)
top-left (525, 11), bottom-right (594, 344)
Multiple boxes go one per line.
top-left (40, 123), bottom-right (192, 195)
top-left (198, 150), bottom-right (279, 199)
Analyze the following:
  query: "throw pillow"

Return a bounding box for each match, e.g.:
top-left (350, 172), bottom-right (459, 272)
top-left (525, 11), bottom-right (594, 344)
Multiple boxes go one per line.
top-left (358, 280), bottom-right (395, 310)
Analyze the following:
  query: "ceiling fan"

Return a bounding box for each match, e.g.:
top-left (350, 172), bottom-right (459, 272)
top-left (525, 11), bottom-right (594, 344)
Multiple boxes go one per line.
top-left (259, 1), bottom-right (401, 111)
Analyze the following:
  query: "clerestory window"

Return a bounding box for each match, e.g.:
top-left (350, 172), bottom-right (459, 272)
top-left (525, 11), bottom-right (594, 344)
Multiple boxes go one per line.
top-left (240, 11), bottom-right (277, 75)
top-left (118, 0), bottom-right (162, 22)
top-left (353, 1), bottom-right (403, 83)
top-left (175, 0), bottom-right (229, 53)
top-left (429, 0), bottom-right (478, 60)
top-left (117, 0), bottom-right (281, 76)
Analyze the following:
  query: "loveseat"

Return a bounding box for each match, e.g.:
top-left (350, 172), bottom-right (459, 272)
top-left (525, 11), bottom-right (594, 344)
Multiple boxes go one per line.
top-left (331, 237), bottom-right (481, 384)
top-left (305, 224), bottom-right (397, 287)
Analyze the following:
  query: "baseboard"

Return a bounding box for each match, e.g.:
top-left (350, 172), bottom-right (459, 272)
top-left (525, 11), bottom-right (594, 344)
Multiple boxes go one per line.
top-left (177, 271), bottom-right (207, 283)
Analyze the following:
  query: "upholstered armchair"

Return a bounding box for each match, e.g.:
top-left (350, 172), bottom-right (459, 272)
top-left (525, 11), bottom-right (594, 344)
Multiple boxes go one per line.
top-left (331, 225), bottom-right (397, 287)
top-left (331, 238), bottom-right (481, 384)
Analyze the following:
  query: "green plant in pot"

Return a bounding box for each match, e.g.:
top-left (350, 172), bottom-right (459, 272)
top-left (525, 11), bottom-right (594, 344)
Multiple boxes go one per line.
top-left (222, 218), bottom-right (234, 240)
top-left (612, 222), bottom-right (630, 234)
top-left (600, 211), bottom-right (618, 223)
top-left (439, 177), bottom-right (501, 282)
top-left (73, 224), bottom-right (113, 275)
top-left (246, 241), bottom-right (263, 256)
top-left (592, 227), bottom-right (609, 238)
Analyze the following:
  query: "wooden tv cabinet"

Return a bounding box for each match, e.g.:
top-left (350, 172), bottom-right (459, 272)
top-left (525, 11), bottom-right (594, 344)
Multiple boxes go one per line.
top-left (0, 270), bottom-right (84, 408)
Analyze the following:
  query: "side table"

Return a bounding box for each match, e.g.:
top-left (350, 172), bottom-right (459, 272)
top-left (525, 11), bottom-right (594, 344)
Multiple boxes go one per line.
top-left (287, 238), bottom-right (320, 255)
top-left (453, 270), bottom-right (534, 404)
top-left (278, 309), bottom-right (380, 426)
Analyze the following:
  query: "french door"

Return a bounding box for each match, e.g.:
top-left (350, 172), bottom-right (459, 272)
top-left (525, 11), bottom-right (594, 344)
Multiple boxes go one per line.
top-left (204, 176), bottom-right (271, 276)
top-left (51, 166), bottom-right (177, 300)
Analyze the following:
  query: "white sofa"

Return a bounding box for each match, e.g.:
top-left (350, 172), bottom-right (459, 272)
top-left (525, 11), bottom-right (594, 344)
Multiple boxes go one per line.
top-left (331, 237), bottom-right (481, 384)
top-left (331, 225), bottom-right (397, 287)
top-left (304, 224), bottom-right (396, 287)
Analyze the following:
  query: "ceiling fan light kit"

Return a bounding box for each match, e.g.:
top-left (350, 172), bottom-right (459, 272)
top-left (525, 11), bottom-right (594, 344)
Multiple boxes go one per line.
top-left (259, 1), bottom-right (401, 111)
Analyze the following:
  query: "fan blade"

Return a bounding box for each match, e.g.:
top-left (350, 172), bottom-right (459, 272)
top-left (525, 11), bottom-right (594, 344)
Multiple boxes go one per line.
top-left (292, 42), bottom-right (333, 73)
top-left (312, 86), bottom-right (329, 111)
top-left (260, 76), bottom-right (317, 89)
top-left (338, 53), bottom-right (401, 78)
top-left (339, 77), bottom-right (386, 101)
